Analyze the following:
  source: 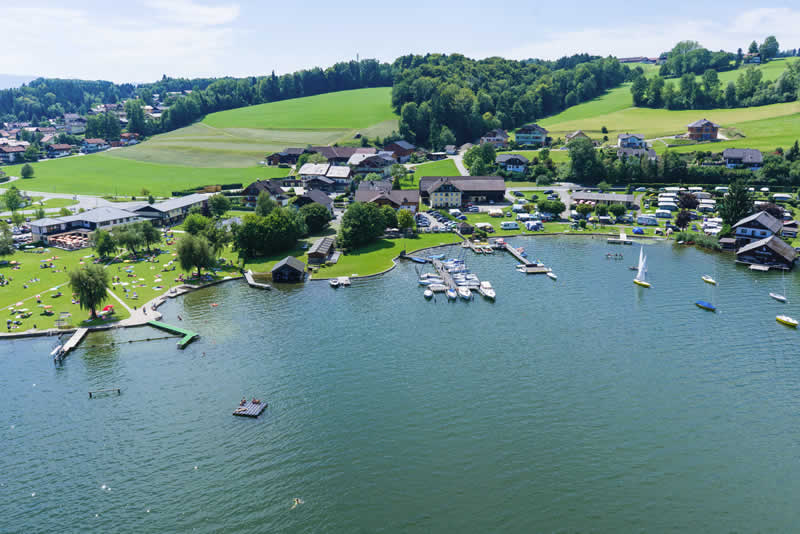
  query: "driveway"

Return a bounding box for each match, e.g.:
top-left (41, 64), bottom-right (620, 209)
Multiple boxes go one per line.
top-left (450, 154), bottom-right (468, 176)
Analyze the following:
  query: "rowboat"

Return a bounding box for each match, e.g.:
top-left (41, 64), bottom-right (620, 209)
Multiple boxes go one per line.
top-left (695, 300), bottom-right (716, 312)
top-left (776, 315), bottom-right (798, 327)
top-left (701, 275), bottom-right (716, 285)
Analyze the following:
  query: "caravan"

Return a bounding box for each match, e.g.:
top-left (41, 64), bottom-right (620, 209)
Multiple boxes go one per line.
top-left (500, 221), bottom-right (520, 230)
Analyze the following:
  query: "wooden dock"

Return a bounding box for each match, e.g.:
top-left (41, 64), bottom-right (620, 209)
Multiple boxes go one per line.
top-left (54, 328), bottom-right (88, 361)
top-left (244, 270), bottom-right (271, 290)
top-left (89, 388), bottom-right (121, 398)
top-left (432, 260), bottom-right (457, 290)
top-left (233, 400), bottom-right (267, 417)
top-left (147, 321), bottom-right (199, 348)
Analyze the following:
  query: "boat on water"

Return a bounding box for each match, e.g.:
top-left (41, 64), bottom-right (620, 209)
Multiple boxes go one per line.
top-left (457, 286), bottom-right (472, 300)
top-left (329, 279), bottom-right (339, 288)
top-left (702, 275), bottom-right (716, 285)
top-left (424, 289), bottom-right (433, 299)
top-left (428, 284), bottom-right (448, 292)
top-left (418, 279), bottom-right (432, 286)
top-left (633, 246), bottom-right (651, 288)
top-left (483, 247), bottom-right (494, 254)
top-left (478, 281), bottom-right (496, 300)
top-left (770, 292), bottom-right (787, 303)
top-left (546, 271), bottom-right (557, 281)
top-left (695, 300), bottom-right (716, 312)
top-left (776, 315), bottom-right (798, 327)
top-left (446, 288), bottom-right (457, 300)
top-left (428, 253), bottom-right (445, 260)
top-left (408, 256), bottom-right (428, 264)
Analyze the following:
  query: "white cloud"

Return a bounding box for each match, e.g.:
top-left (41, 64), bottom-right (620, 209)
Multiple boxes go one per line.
top-left (145, 0), bottom-right (240, 27)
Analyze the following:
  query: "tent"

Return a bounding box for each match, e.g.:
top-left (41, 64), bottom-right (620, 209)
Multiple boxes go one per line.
top-left (632, 227), bottom-right (645, 235)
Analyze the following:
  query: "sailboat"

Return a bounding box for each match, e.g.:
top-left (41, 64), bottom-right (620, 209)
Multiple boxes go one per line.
top-left (770, 269), bottom-right (787, 303)
top-left (633, 246), bottom-right (651, 288)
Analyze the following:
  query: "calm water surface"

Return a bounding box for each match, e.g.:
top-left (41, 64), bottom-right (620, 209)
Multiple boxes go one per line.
top-left (3, 237), bottom-right (800, 532)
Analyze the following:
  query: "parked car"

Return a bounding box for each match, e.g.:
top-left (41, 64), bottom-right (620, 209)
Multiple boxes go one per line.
top-left (635, 187), bottom-right (647, 192)
top-left (616, 215), bottom-right (633, 224)
top-left (543, 189), bottom-right (554, 194)
top-left (513, 191), bottom-right (524, 197)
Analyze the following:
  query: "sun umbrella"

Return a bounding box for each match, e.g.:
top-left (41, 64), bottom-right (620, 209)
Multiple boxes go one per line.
top-left (102, 305), bottom-right (114, 311)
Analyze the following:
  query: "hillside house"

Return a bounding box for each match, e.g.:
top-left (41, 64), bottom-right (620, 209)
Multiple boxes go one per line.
top-left (120, 133), bottom-right (140, 146)
top-left (355, 180), bottom-right (420, 212)
top-left (0, 145), bottom-right (25, 163)
top-left (271, 256), bottom-right (305, 282)
top-left (242, 179), bottom-right (290, 207)
top-left (732, 211), bottom-right (783, 247)
top-left (298, 163), bottom-right (330, 181)
top-left (348, 153), bottom-right (395, 176)
top-left (480, 129), bottom-right (509, 148)
top-left (419, 176), bottom-right (506, 208)
top-left (736, 235), bottom-right (796, 269)
top-left (308, 146), bottom-right (368, 165)
top-left (723, 148), bottom-right (762, 169)
top-left (325, 165), bottom-right (352, 187)
top-left (384, 140), bottom-right (416, 163)
top-left (496, 154), bottom-right (529, 173)
top-left (515, 123), bottom-right (548, 147)
top-left (64, 113), bottom-right (87, 134)
top-left (302, 176), bottom-right (335, 192)
top-left (687, 118), bottom-right (719, 141)
top-left (565, 130), bottom-right (591, 143)
top-left (133, 193), bottom-right (209, 225)
top-left (46, 143), bottom-right (73, 158)
top-left (617, 133), bottom-right (646, 149)
top-left (81, 138), bottom-right (109, 153)
top-left (266, 148), bottom-right (306, 166)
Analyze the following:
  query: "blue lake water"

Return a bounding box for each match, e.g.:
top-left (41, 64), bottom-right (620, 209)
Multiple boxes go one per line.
top-left (2, 236), bottom-right (800, 532)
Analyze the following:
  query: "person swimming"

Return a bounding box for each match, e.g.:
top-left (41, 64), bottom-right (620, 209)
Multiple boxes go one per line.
top-left (291, 498), bottom-right (304, 509)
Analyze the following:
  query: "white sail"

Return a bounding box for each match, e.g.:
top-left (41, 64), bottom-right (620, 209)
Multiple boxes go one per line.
top-left (636, 246), bottom-right (646, 281)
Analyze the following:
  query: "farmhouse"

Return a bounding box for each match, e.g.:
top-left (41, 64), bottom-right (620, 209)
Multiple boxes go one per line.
top-left (565, 130), bottom-right (591, 143)
top-left (687, 118), bottom-right (719, 141)
top-left (298, 162), bottom-right (330, 180)
top-left (617, 147), bottom-right (658, 161)
top-left (355, 180), bottom-right (420, 212)
top-left (617, 133), bottom-right (646, 149)
top-left (723, 148), bottom-right (762, 168)
top-left (64, 113), bottom-right (87, 134)
top-left (46, 144), bottom-right (73, 158)
top-left (571, 192), bottom-right (636, 208)
top-left (81, 138), bottom-right (109, 153)
top-left (736, 236), bottom-right (796, 270)
top-left (302, 176), bottom-right (335, 192)
top-left (30, 206), bottom-right (140, 246)
top-left (348, 153), bottom-right (395, 175)
top-left (325, 165), bottom-right (352, 186)
top-left (419, 176), bottom-right (506, 207)
top-left (308, 146), bottom-right (367, 165)
top-left (384, 140), bottom-right (416, 163)
top-left (271, 256), bottom-right (305, 282)
top-left (266, 148), bottom-right (306, 166)
top-left (515, 123), bottom-right (548, 147)
top-left (133, 193), bottom-right (209, 225)
top-left (480, 129), bottom-right (509, 148)
top-left (242, 179), bottom-right (290, 207)
top-left (293, 189), bottom-right (333, 214)
top-left (732, 211), bottom-right (783, 246)
top-left (496, 154), bottom-right (529, 173)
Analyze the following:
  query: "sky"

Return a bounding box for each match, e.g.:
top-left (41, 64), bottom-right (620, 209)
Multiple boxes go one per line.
top-left (3, 0), bottom-right (800, 83)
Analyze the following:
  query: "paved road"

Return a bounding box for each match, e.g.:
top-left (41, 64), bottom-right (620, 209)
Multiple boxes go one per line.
top-left (450, 154), bottom-right (468, 176)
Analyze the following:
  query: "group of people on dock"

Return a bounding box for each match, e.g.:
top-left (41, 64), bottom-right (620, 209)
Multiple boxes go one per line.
top-left (239, 397), bottom-right (263, 406)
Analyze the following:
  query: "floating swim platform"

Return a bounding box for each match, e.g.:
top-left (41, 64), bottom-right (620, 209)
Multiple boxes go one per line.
top-left (233, 401), bottom-right (267, 417)
top-left (147, 321), bottom-right (199, 348)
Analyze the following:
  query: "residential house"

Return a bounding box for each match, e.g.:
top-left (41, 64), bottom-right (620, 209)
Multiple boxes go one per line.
top-left (307, 236), bottom-right (336, 264)
top-left (266, 148), bottom-right (306, 166)
top-left (782, 220), bottom-right (799, 239)
top-left (298, 163), bottom-right (331, 181)
top-left (444, 145), bottom-right (458, 155)
top-left (46, 144), bottom-right (73, 158)
top-left (687, 118), bottom-right (719, 141)
top-left (735, 235), bottom-right (796, 269)
top-left (64, 113), bottom-right (87, 134)
top-left (293, 189), bottom-right (333, 214)
top-left (456, 222), bottom-right (474, 235)
top-left (565, 130), bottom-right (591, 143)
top-left (325, 165), bottom-right (352, 188)
top-left (308, 146), bottom-right (366, 165)
top-left (132, 193), bottom-right (209, 225)
top-left (723, 148), bottom-right (763, 168)
top-left (271, 256), bottom-right (306, 282)
top-left (419, 176), bottom-right (506, 207)
top-left (303, 176), bottom-right (336, 192)
top-left (480, 129), bottom-right (509, 148)
top-left (348, 153), bottom-right (395, 176)
top-left (81, 138), bottom-right (109, 153)
top-left (30, 207), bottom-right (140, 245)
top-left (744, 53), bottom-right (761, 64)
top-left (384, 140), bottom-right (416, 163)
top-left (571, 192), bottom-right (637, 208)
top-left (515, 123), bottom-right (548, 147)
top-left (617, 133), bottom-right (646, 149)
top-left (241, 179), bottom-right (290, 207)
top-left (732, 211), bottom-right (783, 247)
top-left (617, 147), bottom-right (658, 161)
top-left (355, 180), bottom-right (420, 212)
top-left (0, 145), bottom-right (25, 163)
top-left (120, 133), bottom-right (140, 146)
top-left (495, 154), bottom-right (529, 173)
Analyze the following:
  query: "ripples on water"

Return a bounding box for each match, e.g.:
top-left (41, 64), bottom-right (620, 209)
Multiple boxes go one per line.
top-left (2, 237), bottom-right (800, 532)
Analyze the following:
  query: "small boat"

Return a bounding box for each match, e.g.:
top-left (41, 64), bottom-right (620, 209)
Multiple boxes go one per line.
top-left (629, 266), bottom-right (638, 271)
top-left (424, 289), bottom-right (433, 299)
top-left (418, 279), bottom-right (432, 286)
top-left (695, 300), bottom-right (716, 312)
top-left (429, 284), bottom-right (448, 292)
top-left (483, 247), bottom-right (494, 254)
top-left (776, 315), bottom-right (798, 327)
top-left (546, 272), bottom-right (557, 281)
top-left (633, 246), bottom-right (651, 288)
top-left (770, 292), bottom-right (787, 303)
top-left (409, 256), bottom-right (428, 264)
top-left (457, 286), bottom-right (472, 300)
top-left (446, 288), bottom-right (457, 300)
top-left (702, 275), bottom-right (716, 285)
top-left (478, 281), bottom-right (496, 299)
top-left (329, 279), bottom-right (339, 288)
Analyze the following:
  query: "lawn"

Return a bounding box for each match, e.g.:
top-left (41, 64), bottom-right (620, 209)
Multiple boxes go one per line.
top-left (402, 158), bottom-right (461, 189)
top-left (2, 155), bottom-right (289, 197)
top-left (496, 149), bottom-right (570, 163)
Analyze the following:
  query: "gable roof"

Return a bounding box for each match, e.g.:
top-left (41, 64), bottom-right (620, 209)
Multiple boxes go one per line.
top-left (0, 145), bottom-right (25, 153)
top-left (496, 154), bottom-right (529, 164)
top-left (387, 140), bottom-right (415, 150)
top-left (420, 176), bottom-right (506, 194)
top-left (308, 236), bottom-right (335, 256)
top-left (298, 163), bottom-right (330, 176)
top-left (482, 128), bottom-right (508, 139)
top-left (83, 138), bottom-right (107, 144)
top-left (136, 193), bottom-right (208, 213)
top-left (732, 211), bottom-right (783, 234)
top-left (736, 235), bottom-right (797, 262)
top-left (308, 146), bottom-right (359, 160)
top-left (618, 133), bottom-right (645, 140)
top-left (326, 165), bottom-right (352, 179)
top-left (272, 256), bottom-right (305, 273)
top-left (688, 118), bottom-right (719, 128)
top-left (722, 148), bottom-right (763, 164)
top-left (31, 206), bottom-right (139, 227)
top-left (566, 130), bottom-right (589, 140)
top-left (299, 188), bottom-right (332, 206)
top-left (516, 123), bottom-right (548, 134)
top-left (48, 143), bottom-right (72, 150)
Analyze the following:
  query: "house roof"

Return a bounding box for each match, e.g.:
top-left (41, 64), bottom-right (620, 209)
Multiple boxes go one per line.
top-left (309, 146), bottom-right (359, 160)
top-left (688, 118), bottom-right (719, 128)
top-left (355, 189), bottom-right (420, 206)
top-left (496, 154), bottom-right (530, 164)
top-left (420, 176), bottom-right (506, 194)
top-left (308, 236), bottom-right (335, 256)
top-left (299, 189), bottom-right (333, 207)
top-left (618, 133), bottom-right (645, 140)
top-left (279, 147), bottom-right (305, 156)
top-left (83, 138), bottom-right (106, 144)
top-left (0, 145), bottom-right (25, 153)
top-left (135, 193), bottom-right (208, 213)
top-left (722, 148), bottom-right (763, 164)
top-left (566, 130), bottom-right (588, 139)
top-left (48, 144), bottom-right (72, 150)
top-left (517, 123), bottom-right (548, 134)
top-left (31, 206), bottom-right (139, 227)
top-left (617, 147), bottom-right (657, 159)
top-left (326, 166), bottom-right (352, 179)
top-left (736, 235), bottom-right (797, 262)
top-left (387, 140), bottom-right (415, 150)
top-left (244, 179), bottom-right (284, 197)
top-left (303, 175), bottom-right (335, 185)
top-left (298, 163), bottom-right (331, 176)
top-left (732, 211), bottom-right (783, 234)
top-left (482, 128), bottom-right (508, 139)
top-left (571, 192), bottom-right (636, 203)
top-left (272, 256), bottom-right (305, 273)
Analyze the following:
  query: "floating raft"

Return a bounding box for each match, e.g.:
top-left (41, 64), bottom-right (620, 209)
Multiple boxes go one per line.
top-left (147, 321), bottom-right (199, 348)
top-left (232, 401), bottom-right (267, 418)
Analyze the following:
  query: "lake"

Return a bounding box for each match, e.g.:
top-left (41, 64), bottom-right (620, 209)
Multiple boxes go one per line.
top-left (2, 236), bottom-right (800, 532)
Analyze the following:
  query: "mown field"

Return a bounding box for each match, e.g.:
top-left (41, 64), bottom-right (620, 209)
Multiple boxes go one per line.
top-left (3, 155), bottom-right (289, 197)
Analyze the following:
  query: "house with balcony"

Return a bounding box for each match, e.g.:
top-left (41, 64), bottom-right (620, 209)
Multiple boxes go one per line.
top-left (732, 211), bottom-right (783, 247)
top-left (419, 176), bottom-right (506, 208)
top-left (480, 128), bottom-right (509, 148)
top-left (723, 148), bottom-right (763, 169)
top-left (515, 123), bottom-right (548, 147)
top-left (735, 235), bottom-right (796, 269)
top-left (617, 133), bottom-right (646, 149)
top-left (81, 138), bottom-right (109, 153)
top-left (687, 118), bottom-right (719, 141)
top-left (496, 154), bottom-right (529, 173)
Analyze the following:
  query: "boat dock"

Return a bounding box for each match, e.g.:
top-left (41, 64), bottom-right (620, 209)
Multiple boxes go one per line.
top-left (53, 327), bottom-right (89, 361)
top-left (147, 321), bottom-right (199, 348)
top-left (244, 270), bottom-right (271, 290)
top-left (607, 231), bottom-right (632, 245)
top-left (519, 265), bottom-right (552, 274)
top-left (432, 260), bottom-right (457, 290)
top-left (89, 388), bottom-right (121, 398)
top-left (233, 400), bottom-right (267, 417)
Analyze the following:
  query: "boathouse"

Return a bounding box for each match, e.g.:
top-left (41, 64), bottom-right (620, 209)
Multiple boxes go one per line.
top-left (308, 237), bottom-right (335, 264)
top-left (732, 211), bottom-right (783, 247)
top-left (271, 256), bottom-right (306, 282)
top-left (735, 235), bottom-right (797, 270)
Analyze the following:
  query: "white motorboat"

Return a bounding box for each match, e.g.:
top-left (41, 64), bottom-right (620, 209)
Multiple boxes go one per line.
top-left (770, 292), bottom-right (787, 303)
top-left (776, 315), bottom-right (798, 327)
top-left (546, 271), bottom-right (557, 281)
top-left (424, 289), bottom-right (433, 299)
top-left (701, 275), bottom-right (716, 285)
top-left (446, 288), bottom-right (458, 300)
top-left (329, 279), bottom-right (339, 288)
top-left (428, 284), bottom-right (448, 292)
top-left (479, 281), bottom-right (496, 300)
top-left (457, 286), bottom-right (472, 300)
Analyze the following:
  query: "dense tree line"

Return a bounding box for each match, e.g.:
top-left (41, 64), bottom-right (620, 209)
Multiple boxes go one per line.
top-left (392, 54), bottom-right (628, 147)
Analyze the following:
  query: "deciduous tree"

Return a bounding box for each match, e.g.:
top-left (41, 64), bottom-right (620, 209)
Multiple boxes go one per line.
top-left (92, 229), bottom-right (117, 258)
top-left (20, 164), bottom-right (34, 179)
top-left (675, 210), bottom-right (692, 229)
top-left (176, 234), bottom-right (214, 276)
top-left (255, 191), bottom-right (278, 216)
top-left (0, 222), bottom-right (13, 256)
top-left (397, 209), bottom-right (414, 231)
top-left (299, 202), bottom-right (332, 233)
top-left (68, 264), bottom-right (110, 319)
top-left (208, 194), bottom-right (231, 218)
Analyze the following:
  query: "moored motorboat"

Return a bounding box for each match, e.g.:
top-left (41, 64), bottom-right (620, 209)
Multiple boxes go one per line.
top-left (702, 275), bottom-right (716, 285)
top-left (770, 292), bottom-right (787, 303)
top-left (446, 288), bottom-right (458, 300)
top-left (428, 284), bottom-right (448, 292)
top-left (329, 279), bottom-right (339, 288)
top-left (776, 315), bottom-right (798, 327)
top-left (457, 286), bottom-right (472, 300)
top-left (546, 271), bottom-right (557, 281)
top-left (695, 300), bottom-right (716, 312)
top-left (478, 281), bottom-right (496, 299)
top-left (424, 289), bottom-right (433, 299)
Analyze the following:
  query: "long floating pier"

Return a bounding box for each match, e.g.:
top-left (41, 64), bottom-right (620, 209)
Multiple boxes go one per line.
top-left (147, 321), bottom-right (199, 348)
top-left (244, 270), bottom-right (271, 290)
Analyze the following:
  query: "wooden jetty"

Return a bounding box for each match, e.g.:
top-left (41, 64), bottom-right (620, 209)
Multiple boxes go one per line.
top-left (89, 388), bottom-right (121, 398)
top-left (607, 231), bottom-right (633, 245)
top-left (244, 270), bottom-right (271, 290)
top-left (147, 321), bottom-right (199, 348)
top-left (232, 400), bottom-right (267, 418)
top-left (431, 260), bottom-right (457, 290)
top-left (54, 328), bottom-right (88, 361)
